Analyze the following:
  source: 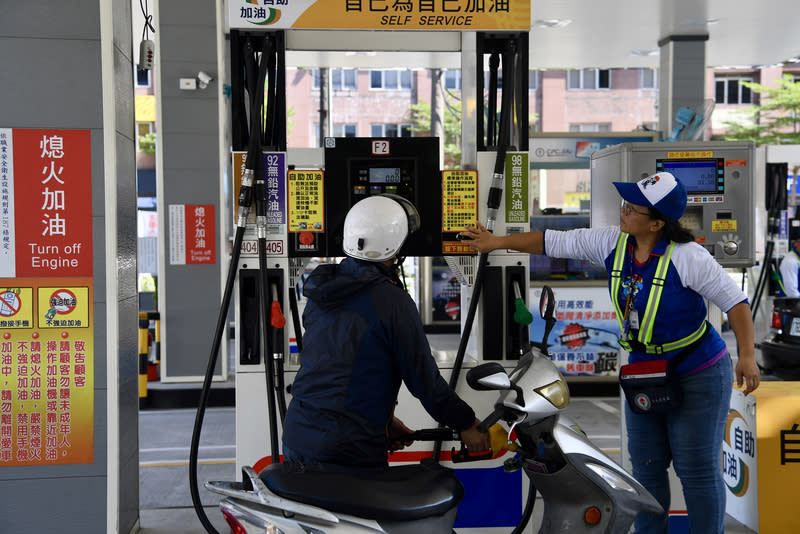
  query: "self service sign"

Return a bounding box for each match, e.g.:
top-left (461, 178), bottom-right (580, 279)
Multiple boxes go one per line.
top-left (229, 0), bottom-right (530, 31)
top-left (0, 128), bottom-right (95, 466)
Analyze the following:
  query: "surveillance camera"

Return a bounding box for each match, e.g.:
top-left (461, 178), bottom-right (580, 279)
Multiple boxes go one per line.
top-left (197, 71), bottom-right (214, 89)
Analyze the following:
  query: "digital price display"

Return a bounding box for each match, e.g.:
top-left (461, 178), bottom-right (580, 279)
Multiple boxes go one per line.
top-left (369, 167), bottom-right (402, 184)
top-left (657, 159), bottom-right (723, 194)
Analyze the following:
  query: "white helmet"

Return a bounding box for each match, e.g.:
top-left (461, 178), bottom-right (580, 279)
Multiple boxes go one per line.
top-left (343, 194), bottom-right (420, 261)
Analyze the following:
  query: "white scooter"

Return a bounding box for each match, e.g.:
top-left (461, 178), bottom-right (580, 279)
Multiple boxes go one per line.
top-left (206, 286), bottom-right (661, 534)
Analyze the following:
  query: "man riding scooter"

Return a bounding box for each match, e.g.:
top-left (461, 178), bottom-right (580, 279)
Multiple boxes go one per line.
top-left (282, 193), bottom-right (490, 468)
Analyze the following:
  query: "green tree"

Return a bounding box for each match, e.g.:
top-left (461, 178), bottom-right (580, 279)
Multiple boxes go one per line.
top-left (722, 75), bottom-right (800, 145)
top-left (138, 132), bottom-right (156, 154)
top-left (408, 98), bottom-right (463, 169)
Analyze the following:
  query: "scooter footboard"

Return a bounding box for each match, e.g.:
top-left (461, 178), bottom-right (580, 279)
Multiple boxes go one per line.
top-left (378, 506), bottom-right (458, 534)
top-left (527, 461), bottom-right (617, 534)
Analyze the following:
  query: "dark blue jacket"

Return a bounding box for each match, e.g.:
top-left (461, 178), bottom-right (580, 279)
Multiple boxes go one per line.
top-left (282, 258), bottom-right (475, 467)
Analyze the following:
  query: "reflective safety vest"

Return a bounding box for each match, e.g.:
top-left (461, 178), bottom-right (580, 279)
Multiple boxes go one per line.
top-left (610, 232), bottom-right (708, 354)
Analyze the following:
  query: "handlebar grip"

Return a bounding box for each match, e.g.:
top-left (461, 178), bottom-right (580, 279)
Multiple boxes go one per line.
top-left (451, 447), bottom-right (493, 463)
top-left (477, 406), bottom-right (504, 433)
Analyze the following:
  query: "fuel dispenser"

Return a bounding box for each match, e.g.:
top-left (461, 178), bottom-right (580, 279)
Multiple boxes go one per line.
top-left (234, 135), bottom-right (449, 472)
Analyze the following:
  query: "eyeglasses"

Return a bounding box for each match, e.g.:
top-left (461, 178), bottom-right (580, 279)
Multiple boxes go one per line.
top-left (620, 202), bottom-right (650, 217)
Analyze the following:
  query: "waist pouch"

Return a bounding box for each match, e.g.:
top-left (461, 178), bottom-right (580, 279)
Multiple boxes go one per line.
top-left (618, 322), bottom-right (711, 415)
top-left (619, 360), bottom-right (679, 414)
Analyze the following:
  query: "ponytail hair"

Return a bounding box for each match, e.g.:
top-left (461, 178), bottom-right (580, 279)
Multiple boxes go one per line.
top-left (649, 209), bottom-right (694, 243)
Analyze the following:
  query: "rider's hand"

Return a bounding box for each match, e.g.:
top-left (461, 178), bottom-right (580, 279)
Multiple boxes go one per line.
top-left (460, 418), bottom-right (490, 453)
top-left (387, 416), bottom-right (414, 452)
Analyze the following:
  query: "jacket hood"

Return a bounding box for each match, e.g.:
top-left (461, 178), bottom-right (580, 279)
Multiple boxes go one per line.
top-left (303, 258), bottom-right (396, 311)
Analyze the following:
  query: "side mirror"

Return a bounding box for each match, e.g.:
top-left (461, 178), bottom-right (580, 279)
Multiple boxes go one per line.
top-left (539, 286), bottom-right (557, 350)
top-left (466, 363), bottom-right (511, 391)
top-left (539, 285), bottom-right (556, 321)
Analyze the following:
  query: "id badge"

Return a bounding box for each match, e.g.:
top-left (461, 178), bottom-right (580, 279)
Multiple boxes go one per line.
top-left (629, 309), bottom-right (640, 329)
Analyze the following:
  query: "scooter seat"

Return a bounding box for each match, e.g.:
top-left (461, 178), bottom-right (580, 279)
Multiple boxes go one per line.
top-left (261, 462), bottom-right (464, 521)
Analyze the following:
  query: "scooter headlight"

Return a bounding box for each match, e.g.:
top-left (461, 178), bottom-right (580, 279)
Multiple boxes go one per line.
top-left (535, 377), bottom-right (570, 409)
top-left (585, 462), bottom-right (637, 494)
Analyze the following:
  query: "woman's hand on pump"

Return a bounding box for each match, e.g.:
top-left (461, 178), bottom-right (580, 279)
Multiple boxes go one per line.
top-left (460, 223), bottom-right (544, 255)
top-left (460, 223), bottom-right (498, 253)
top-left (460, 418), bottom-right (491, 453)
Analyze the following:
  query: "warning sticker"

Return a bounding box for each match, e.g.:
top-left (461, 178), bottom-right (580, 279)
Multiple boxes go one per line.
top-left (711, 220), bottom-right (738, 232)
top-left (37, 286), bottom-right (90, 328)
top-left (0, 287), bottom-right (33, 328)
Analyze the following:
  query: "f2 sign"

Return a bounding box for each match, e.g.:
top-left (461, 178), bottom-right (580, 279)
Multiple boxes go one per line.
top-left (371, 139), bottom-right (390, 156)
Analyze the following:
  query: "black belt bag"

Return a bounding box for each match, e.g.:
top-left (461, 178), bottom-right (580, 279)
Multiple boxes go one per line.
top-left (619, 322), bottom-right (710, 415)
top-left (620, 359), bottom-right (680, 414)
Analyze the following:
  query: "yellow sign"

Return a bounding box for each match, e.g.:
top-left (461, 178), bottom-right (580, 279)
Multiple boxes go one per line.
top-left (666, 151), bottom-right (714, 159)
top-left (288, 170), bottom-right (325, 232)
top-left (442, 170), bottom-right (478, 232)
top-left (230, 0), bottom-right (531, 31)
top-left (753, 383), bottom-right (800, 533)
top-left (0, 288), bottom-right (34, 329)
top-left (135, 95), bottom-right (155, 122)
top-left (0, 277), bottom-right (94, 466)
top-left (711, 219), bottom-right (738, 232)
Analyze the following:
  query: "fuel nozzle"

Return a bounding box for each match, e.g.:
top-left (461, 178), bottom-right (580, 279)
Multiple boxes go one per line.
top-left (270, 284), bottom-right (286, 329)
top-left (512, 281), bottom-right (533, 325)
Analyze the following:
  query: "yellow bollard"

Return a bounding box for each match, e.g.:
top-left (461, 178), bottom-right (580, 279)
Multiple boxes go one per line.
top-left (138, 313), bottom-right (150, 398)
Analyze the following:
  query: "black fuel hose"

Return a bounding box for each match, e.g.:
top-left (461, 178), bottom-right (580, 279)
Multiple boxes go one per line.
top-left (190, 34), bottom-right (271, 534)
top-left (432, 42), bottom-right (516, 462)
top-left (189, 227), bottom-right (246, 534)
top-left (254, 33), bottom-right (282, 467)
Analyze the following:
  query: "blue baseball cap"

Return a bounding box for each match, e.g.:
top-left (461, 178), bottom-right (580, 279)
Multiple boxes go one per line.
top-left (613, 172), bottom-right (687, 221)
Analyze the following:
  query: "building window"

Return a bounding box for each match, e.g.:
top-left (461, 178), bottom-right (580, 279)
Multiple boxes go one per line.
top-left (568, 69), bottom-right (611, 90)
top-left (568, 123), bottom-right (612, 132)
top-left (715, 76), bottom-right (753, 104)
top-left (313, 68), bottom-right (357, 90)
top-left (136, 122), bottom-right (153, 151)
top-left (370, 123), bottom-right (412, 137)
top-left (314, 123), bottom-right (358, 141)
top-left (136, 67), bottom-right (151, 88)
top-left (641, 69), bottom-right (657, 89)
top-left (334, 123), bottom-right (357, 137)
top-left (444, 70), bottom-right (461, 90)
top-left (369, 69), bottom-right (412, 90)
top-left (529, 70), bottom-right (538, 91)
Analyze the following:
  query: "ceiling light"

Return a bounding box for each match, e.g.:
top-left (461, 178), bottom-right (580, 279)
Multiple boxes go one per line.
top-left (679, 17), bottom-right (720, 27)
top-left (631, 49), bottom-right (660, 57)
top-left (533, 19), bottom-right (572, 28)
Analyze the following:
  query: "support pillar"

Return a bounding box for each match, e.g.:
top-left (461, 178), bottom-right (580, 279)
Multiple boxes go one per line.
top-left (658, 34), bottom-right (709, 138)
